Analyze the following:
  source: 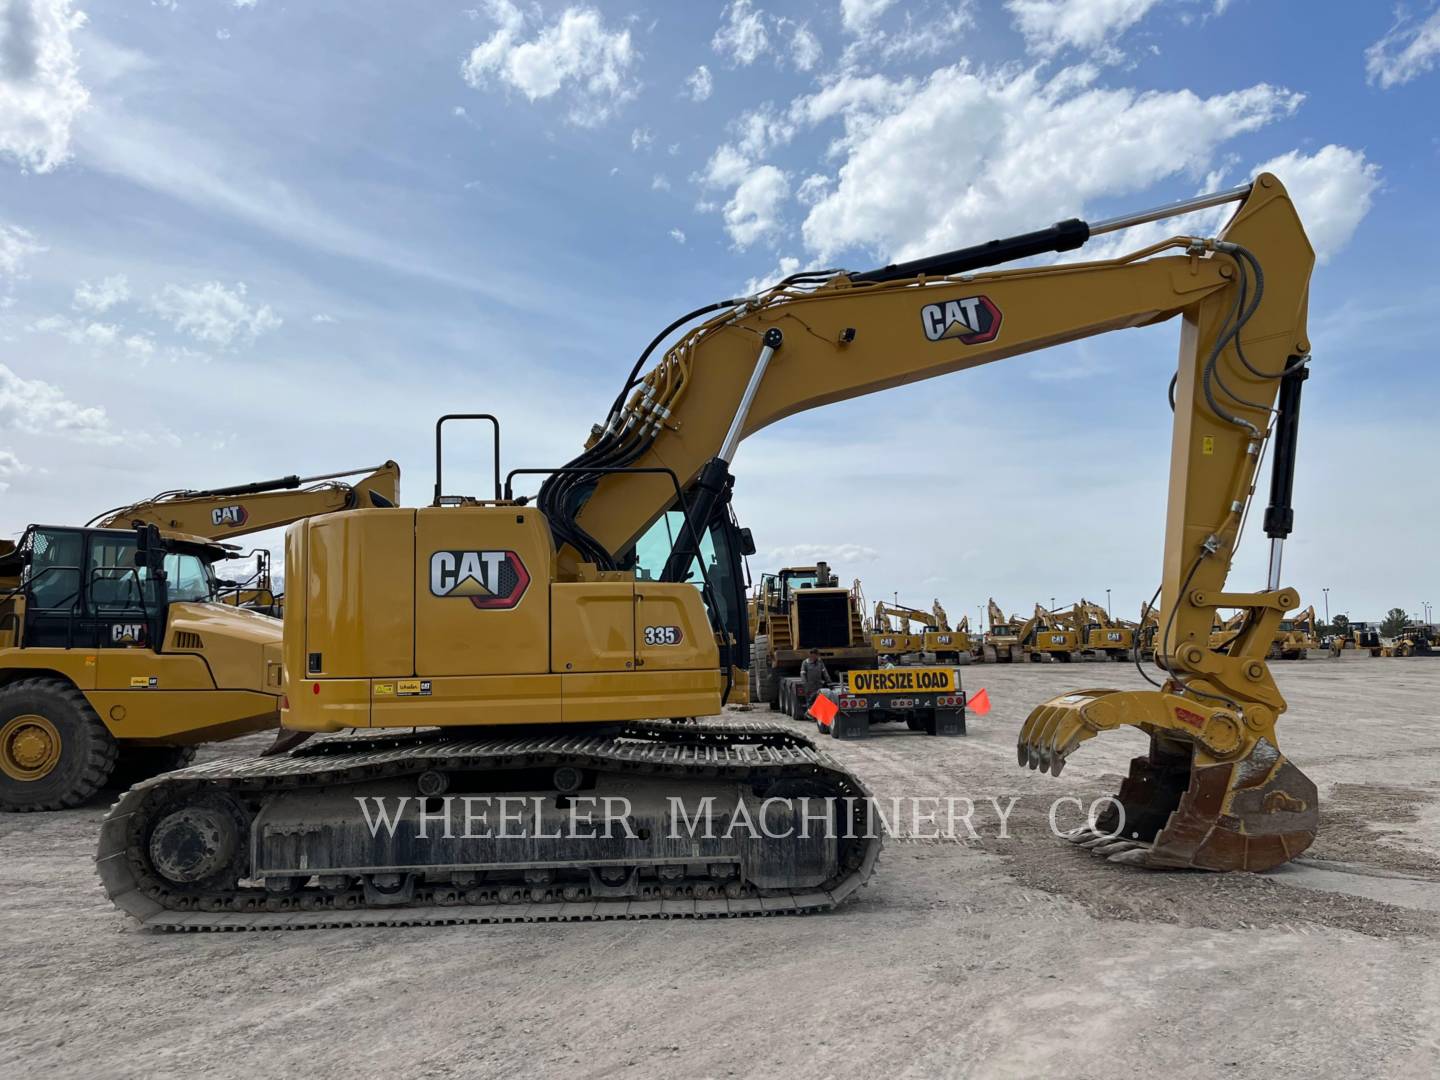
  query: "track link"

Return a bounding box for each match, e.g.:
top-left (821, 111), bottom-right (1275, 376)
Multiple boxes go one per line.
top-left (96, 719), bottom-right (880, 931)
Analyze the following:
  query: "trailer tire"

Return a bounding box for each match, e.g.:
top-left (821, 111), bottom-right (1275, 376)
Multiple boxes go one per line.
top-left (0, 678), bottom-right (118, 812)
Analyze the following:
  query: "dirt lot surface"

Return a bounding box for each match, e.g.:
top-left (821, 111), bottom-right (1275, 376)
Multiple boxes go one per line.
top-left (2, 659), bottom-right (1438, 1080)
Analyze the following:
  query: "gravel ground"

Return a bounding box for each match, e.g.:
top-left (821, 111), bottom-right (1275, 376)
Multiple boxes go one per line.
top-left (2, 659), bottom-right (1437, 1080)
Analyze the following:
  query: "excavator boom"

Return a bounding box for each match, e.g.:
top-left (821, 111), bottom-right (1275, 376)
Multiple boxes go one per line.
top-left (92, 462), bottom-right (401, 540)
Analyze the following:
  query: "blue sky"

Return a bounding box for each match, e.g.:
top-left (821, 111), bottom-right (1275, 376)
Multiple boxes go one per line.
top-left (1, 0), bottom-right (1437, 624)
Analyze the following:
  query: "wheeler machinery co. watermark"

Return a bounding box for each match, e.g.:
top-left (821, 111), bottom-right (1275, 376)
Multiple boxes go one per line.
top-left (352, 794), bottom-right (1127, 842)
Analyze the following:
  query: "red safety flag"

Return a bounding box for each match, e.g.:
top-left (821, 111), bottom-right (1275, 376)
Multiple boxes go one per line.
top-left (968, 687), bottom-right (991, 716)
top-left (810, 693), bottom-right (838, 727)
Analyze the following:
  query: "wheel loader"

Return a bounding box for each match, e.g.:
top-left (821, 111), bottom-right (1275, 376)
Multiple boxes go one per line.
top-left (749, 562), bottom-right (876, 708)
top-left (98, 175), bottom-right (1322, 930)
top-left (0, 463), bottom-right (399, 811)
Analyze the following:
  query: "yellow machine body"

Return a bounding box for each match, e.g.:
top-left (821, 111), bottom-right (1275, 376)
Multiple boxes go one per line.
top-left (281, 507), bottom-right (722, 732)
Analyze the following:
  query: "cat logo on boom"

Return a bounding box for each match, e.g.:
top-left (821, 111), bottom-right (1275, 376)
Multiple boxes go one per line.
top-left (919, 295), bottom-right (1002, 345)
top-left (428, 550), bottom-right (531, 609)
top-left (211, 504), bottom-right (249, 528)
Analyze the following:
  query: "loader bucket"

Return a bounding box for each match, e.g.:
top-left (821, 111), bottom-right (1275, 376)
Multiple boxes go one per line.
top-left (1058, 734), bottom-right (1318, 871)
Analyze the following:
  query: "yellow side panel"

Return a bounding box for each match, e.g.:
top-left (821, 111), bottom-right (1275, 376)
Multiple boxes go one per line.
top-left (634, 584), bottom-right (716, 672)
top-left (86, 690), bottom-right (277, 743)
top-left (414, 507), bottom-right (552, 676)
top-left (0, 648), bottom-right (98, 691)
top-left (370, 674), bottom-right (562, 728)
top-left (551, 582), bottom-right (635, 672)
top-left (562, 670), bottom-right (721, 723)
top-left (281, 678), bottom-right (372, 732)
top-left (96, 651), bottom-right (215, 691)
top-left (301, 510), bottom-right (416, 679)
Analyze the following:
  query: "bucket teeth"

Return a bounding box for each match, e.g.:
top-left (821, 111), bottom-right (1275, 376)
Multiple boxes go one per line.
top-left (1106, 846), bottom-right (1155, 867)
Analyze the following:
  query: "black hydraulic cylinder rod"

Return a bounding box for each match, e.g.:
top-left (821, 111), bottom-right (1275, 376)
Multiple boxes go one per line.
top-left (189, 475), bottom-right (303, 498)
top-left (849, 219), bottom-right (1090, 284)
top-left (1262, 356), bottom-right (1309, 539)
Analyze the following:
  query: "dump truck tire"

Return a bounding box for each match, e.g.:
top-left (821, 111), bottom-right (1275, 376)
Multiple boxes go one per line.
top-left (0, 678), bottom-right (118, 812)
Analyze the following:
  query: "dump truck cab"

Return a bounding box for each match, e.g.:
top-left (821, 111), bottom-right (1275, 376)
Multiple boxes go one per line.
top-left (0, 523), bottom-right (282, 811)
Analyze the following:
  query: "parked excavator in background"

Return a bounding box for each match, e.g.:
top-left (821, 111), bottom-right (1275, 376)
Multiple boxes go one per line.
top-left (1270, 605), bottom-right (1319, 659)
top-left (0, 462), bottom-right (401, 811)
top-left (979, 599), bottom-right (1025, 663)
top-left (1023, 602), bottom-right (1082, 662)
top-left (869, 600), bottom-right (932, 658)
top-left (98, 175), bottom-right (1322, 929)
top-left (749, 563), bottom-right (875, 706)
top-left (91, 462), bottom-right (401, 615)
top-left (1136, 602), bottom-right (1160, 661)
top-left (1077, 598), bottom-right (1137, 661)
top-left (925, 601), bottom-right (972, 663)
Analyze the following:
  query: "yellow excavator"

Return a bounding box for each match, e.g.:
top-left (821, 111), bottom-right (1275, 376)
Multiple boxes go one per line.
top-left (1023, 602), bottom-right (1083, 662)
top-left (98, 175), bottom-right (1319, 929)
top-left (0, 463), bottom-right (400, 810)
top-left (926, 601), bottom-right (972, 663)
top-left (1271, 604), bottom-right (1319, 660)
top-left (1077, 598), bottom-right (1137, 661)
top-left (980, 599), bottom-right (1025, 663)
top-left (869, 600), bottom-right (931, 657)
top-left (92, 462), bottom-right (402, 614)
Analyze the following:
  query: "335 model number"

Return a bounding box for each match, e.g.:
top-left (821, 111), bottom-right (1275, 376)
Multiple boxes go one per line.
top-left (643, 625), bottom-right (683, 646)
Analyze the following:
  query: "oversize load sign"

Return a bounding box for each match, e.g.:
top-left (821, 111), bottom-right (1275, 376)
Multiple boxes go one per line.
top-left (846, 667), bottom-right (957, 694)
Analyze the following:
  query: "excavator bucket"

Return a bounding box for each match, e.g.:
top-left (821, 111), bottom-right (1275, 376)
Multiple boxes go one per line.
top-left (1018, 690), bottom-right (1318, 871)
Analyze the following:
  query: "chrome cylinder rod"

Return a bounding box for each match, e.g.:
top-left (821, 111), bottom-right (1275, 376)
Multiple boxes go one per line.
top-left (1088, 183), bottom-right (1253, 237)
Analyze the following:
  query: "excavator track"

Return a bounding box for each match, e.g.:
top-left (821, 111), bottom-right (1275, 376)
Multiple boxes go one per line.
top-left (96, 719), bottom-right (880, 931)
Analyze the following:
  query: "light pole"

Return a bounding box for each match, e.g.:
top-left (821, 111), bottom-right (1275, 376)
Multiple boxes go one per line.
top-left (1106, 588), bottom-right (1111, 618)
top-left (1322, 587), bottom-right (1330, 626)
top-left (1050, 596), bottom-right (1055, 611)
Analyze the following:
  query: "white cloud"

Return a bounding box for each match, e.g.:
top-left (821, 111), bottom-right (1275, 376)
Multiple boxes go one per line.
top-left (462, 2), bottom-right (638, 127)
top-left (651, 173), bottom-right (670, 191)
top-left (732, 102), bottom-right (795, 159)
top-left (1252, 145), bottom-right (1380, 264)
top-left (790, 24), bottom-right (821, 71)
top-left (1005, 0), bottom-right (1162, 60)
top-left (797, 64), bottom-right (1304, 262)
top-left (0, 0), bottom-right (89, 172)
top-left (72, 273), bottom-right (130, 313)
top-left (1365, 8), bottom-right (1440, 88)
top-left (630, 126), bottom-right (652, 151)
top-left (685, 64), bottom-right (713, 102)
top-left (0, 446), bottom-right (25, 492)
top-left (742, 254), bottom-right (801, 296)
top-left (311, 313), bottom-right (336, 323)
top-left (699, 143), bottom-right (751, 189)
top-left (233, 0), bottom-right (258, 8)
top-left (838, 1), bottom-right (976, 63)
top-left (0, 221), bottom-right (43, 278)
top-left (668, 228), bottom-right (686, 244)
top-left (0, 362), bottom-right (112, 440)
top-left (723, 165), bottom-right (788, 249)
top-left (761, 542), bottom-right (880, 565)
top-left (796, 174), bottom-right (830, 206)
top-left (150, 281), bottom-right (282, 347)
top-left (712, 1), bottom-right (769, 66)
top-left (711, 3), bottom-right (820, 71)
top-left (841, 0), bottom-right (899, 33)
